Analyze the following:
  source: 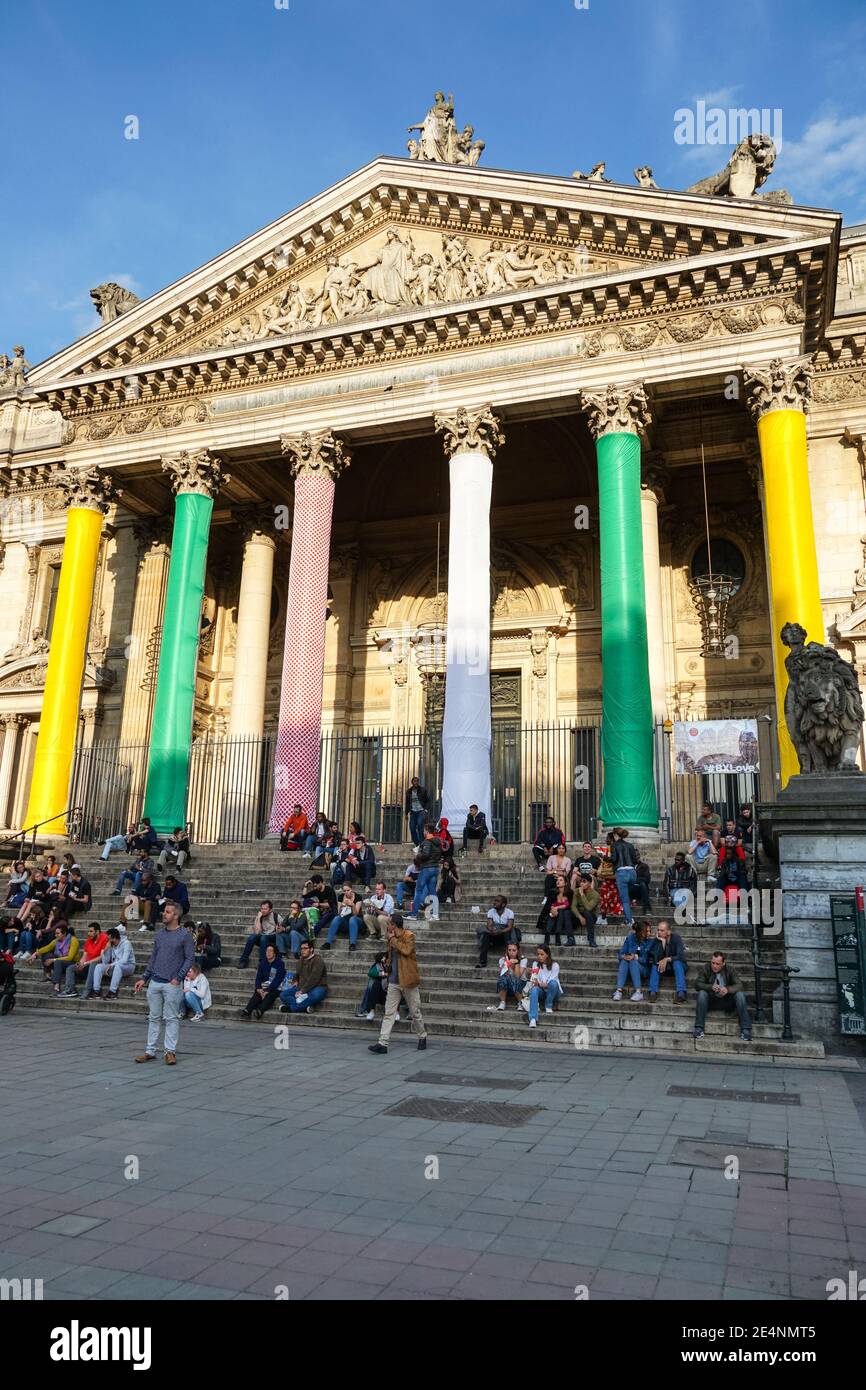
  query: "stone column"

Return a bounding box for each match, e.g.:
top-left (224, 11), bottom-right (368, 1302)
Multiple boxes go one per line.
top-left (143, 450), bottom-right (227, 834)
top-left (0, 716), bottom-right (25, 829)
top-left (118, 524), bottom-right (172, 747)
top-left (268, 429), bottom-right (351, 830)
top-left (744, 358), bottom-right (824, 787)
top-left (580, 384), bottom-right (659, 835)
top-left (221, 510), bottom-right (276, 839)
top-left (434, 405), bottom-right (504, 827)
top-left (640, 462), bottom-right (669, 721)
top-left (24, 464), bottom-right (116, 834)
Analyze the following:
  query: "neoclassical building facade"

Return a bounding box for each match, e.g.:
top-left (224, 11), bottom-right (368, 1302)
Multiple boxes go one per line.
top-left (2, 118), bottom-right (866, 839)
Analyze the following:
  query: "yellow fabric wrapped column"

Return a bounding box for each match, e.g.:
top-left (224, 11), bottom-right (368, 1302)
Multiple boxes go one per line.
top-left (745, 358), bottom-right (824, 786)
top-left (24, 465), bottom-right (115, 833)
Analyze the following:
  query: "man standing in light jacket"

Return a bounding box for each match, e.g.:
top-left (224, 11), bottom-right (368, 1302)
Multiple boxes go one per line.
top-left (134, 902), bottom-right (194, 1065)
top-left (368, 912), bottom-right (427, 1054)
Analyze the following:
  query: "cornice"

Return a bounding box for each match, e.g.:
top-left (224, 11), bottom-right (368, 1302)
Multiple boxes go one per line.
top-left (38, 239), bottom-right (825, 431)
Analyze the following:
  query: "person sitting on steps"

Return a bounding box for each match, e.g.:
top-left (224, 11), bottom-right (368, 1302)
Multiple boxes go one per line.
top-left (280, 804), bottom-right (309, 852)
top-left (572, 872), bottom-right (600, 948)
top-left (157, 827), bottom-right (190, 873)
top-left (544, 843), bottom-right (573, 895)
top-left (542, 876), bottom-right (574, 948)
top-left (322, 886), bottom-right (363, 952)
top-left (462, 804), bottom-right (488, 854)
top-left (475, 895), bottom-right (518, 967)
top-left (279, 939), bottom-right (329, 1014)
top-left (525, 945), bottom-right (562, 1028)
top-left (612, 919), bottom-right (651, 1001)
top-left (355, 951), bottom-right (389, 1020)
top-left (238, 901), bottom-right (284, 967)
top-left (363, 881), bottom-right (394, 940)
top-left (693, 949), bottom-right (753, 1042)
top-left (88, 927), bottom-right (135, 999)
top-left (532, 815), bottom-right (565, 869)
top-left (647, 920), bottom-right (688, 1002)
top-left (284, 900), bottom-right (311, 956)
top-left (487, 941), bottom-right (528, 1011)
top-left (240, 944), bottom-right (285, 1019)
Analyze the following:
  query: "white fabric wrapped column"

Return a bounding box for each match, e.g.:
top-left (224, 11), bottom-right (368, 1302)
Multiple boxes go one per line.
top-left (434, 405), bottom-right (504, 827)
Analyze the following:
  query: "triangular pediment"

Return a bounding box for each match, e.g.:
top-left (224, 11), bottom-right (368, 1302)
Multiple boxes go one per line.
top-left (28, 157), bottom-right (840, 394)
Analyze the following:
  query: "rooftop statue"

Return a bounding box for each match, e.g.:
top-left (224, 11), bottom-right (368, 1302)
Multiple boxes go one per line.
top-left (781, 622), bottom-right (864, 774)
top-left (0, 345), bottom-right (30, 394)
top-left (91, 282), bottom-right (141, 323)
top-left (687, 134), bottom-right (791, 204)
top-left (407, 92), bottom-right (485, 165)
top-left (634, 165), bottom-right (658, 189)
top-left (573, 161), bottom-right (611, 182)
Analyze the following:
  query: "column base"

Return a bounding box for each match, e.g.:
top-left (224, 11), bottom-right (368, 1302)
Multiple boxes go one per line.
top-left (598, 821), bottom-right (662, 848)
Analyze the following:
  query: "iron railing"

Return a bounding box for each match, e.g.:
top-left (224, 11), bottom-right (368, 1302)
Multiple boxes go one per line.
top-left (68, 715), bottom-right (778, 846)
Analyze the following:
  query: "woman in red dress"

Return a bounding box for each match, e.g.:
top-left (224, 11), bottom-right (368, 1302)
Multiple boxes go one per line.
top-left (597, 833), bottom-right (623, 920)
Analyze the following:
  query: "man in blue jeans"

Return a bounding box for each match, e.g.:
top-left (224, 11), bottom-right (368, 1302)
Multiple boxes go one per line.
top-left (410, 829), bottom-right (442, 918)
top-left (647, 920), bottom-right (688, 1002)
top-left (279, 940), bottom-right (328, 1013)
top-left (405, 777), bottom-right (430, 848)
top-left (611, 827), bottom-right (638, 926)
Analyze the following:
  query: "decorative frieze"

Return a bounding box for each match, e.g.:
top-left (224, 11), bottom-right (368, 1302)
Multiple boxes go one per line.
top-left (434, 404), bottom-right (504, 458)
top-left (280, 428), bottom-right (351, 482)
top-left (743, 356), bottom-right (813, 419)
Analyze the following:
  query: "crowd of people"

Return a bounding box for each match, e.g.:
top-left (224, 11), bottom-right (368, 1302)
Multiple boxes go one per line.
top-left (0, 792), bottom-right (759, 1056)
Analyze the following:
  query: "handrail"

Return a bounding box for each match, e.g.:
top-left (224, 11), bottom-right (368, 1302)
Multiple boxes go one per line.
top-left (0, 807), bottom-right (82, 862)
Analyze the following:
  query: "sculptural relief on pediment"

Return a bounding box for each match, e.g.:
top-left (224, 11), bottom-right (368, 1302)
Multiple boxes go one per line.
top-left (194, 226), bottom-right (619, 352)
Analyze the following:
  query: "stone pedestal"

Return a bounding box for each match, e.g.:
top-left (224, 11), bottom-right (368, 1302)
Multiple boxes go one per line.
top-left (758, 774), bottom-right (866, 1043)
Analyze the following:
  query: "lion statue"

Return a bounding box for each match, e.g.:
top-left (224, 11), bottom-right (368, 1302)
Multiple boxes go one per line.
top-left (687, 134), bottom-right (791, 204)
top-left (90, 282), bottom-right (141, 323)
top-left (782, 622), bottom-right (864, 773)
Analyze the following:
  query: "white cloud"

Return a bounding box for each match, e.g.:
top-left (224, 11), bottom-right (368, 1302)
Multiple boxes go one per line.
top-left (778, 113), bottom-right (866, 205)
top-left (694, 86), bottom-right (742, 108)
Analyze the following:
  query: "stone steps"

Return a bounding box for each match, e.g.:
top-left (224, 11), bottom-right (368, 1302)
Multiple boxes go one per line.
top-left (10, 838), bottom-right (808, 1061)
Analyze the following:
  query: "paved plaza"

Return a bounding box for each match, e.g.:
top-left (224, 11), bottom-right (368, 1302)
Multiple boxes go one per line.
top-left (1, 1013), bottom-right (865, 1301)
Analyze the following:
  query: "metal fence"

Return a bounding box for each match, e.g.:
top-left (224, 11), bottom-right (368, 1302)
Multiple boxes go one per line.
top-left (69, 714), bottom-right (780, 845)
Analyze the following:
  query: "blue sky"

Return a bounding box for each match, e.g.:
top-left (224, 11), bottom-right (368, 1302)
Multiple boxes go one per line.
top-left (6, 0), bottom-right (866, 364)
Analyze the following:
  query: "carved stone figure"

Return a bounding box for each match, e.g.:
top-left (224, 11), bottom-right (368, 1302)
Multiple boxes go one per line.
top-left (744, 357), bottom-right (812, 420)
top-left (687, 135), bottom-right (791, 203)
top-left (0, 346), bottom-right (30, 393)
top-left (202, 229), bottom-right (599, 346)
top-left (580, 382), bottom-right (652, 439)
top-left (280, 428), bottom-right (351, 482)
top-left (634, 165), bottom-right (658, 189)
top-left (782, 621), bottom-right (864, 773)
top-left (407, 92), bottom-right (485, 165)
top-left (90, 283), bottom-right (141, 322)
top-left (573, 162), bottom-right (611, 182)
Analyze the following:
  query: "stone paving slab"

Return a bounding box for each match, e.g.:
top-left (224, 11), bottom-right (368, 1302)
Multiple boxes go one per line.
top-left (0, 1012), bottom-right (864, 1302)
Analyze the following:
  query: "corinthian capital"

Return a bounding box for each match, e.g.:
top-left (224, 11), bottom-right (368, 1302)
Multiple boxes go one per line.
top-left (743, 357), bottom-right (813, 420)
top-left (280, 429), bottom-right (351, 482)
top-left (434, 404), bottom-right (504, 459)
top-left (161, 449), bottom-right (228, 499)
top-left (57, 463), bottom-right (119, 514)
top-left (579, 383), bottom-right (651, 440)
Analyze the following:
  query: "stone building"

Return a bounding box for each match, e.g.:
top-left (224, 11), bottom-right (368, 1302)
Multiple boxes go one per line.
top-left (1, 107), bottom-right (865, 842)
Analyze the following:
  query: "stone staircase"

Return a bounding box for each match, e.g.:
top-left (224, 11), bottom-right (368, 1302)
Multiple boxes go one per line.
top-left (7, 840), bottom-right (825, 1061)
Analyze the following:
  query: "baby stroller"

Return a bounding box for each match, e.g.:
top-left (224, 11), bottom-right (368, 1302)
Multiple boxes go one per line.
top-left (0, 950), bottom-right (17, 1015)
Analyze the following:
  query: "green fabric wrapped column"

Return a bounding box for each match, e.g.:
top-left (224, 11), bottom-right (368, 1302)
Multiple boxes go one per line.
top-left (582, 385), bottom-right (659, 829)
top-left (144, 450), bottom-right (227, 834)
